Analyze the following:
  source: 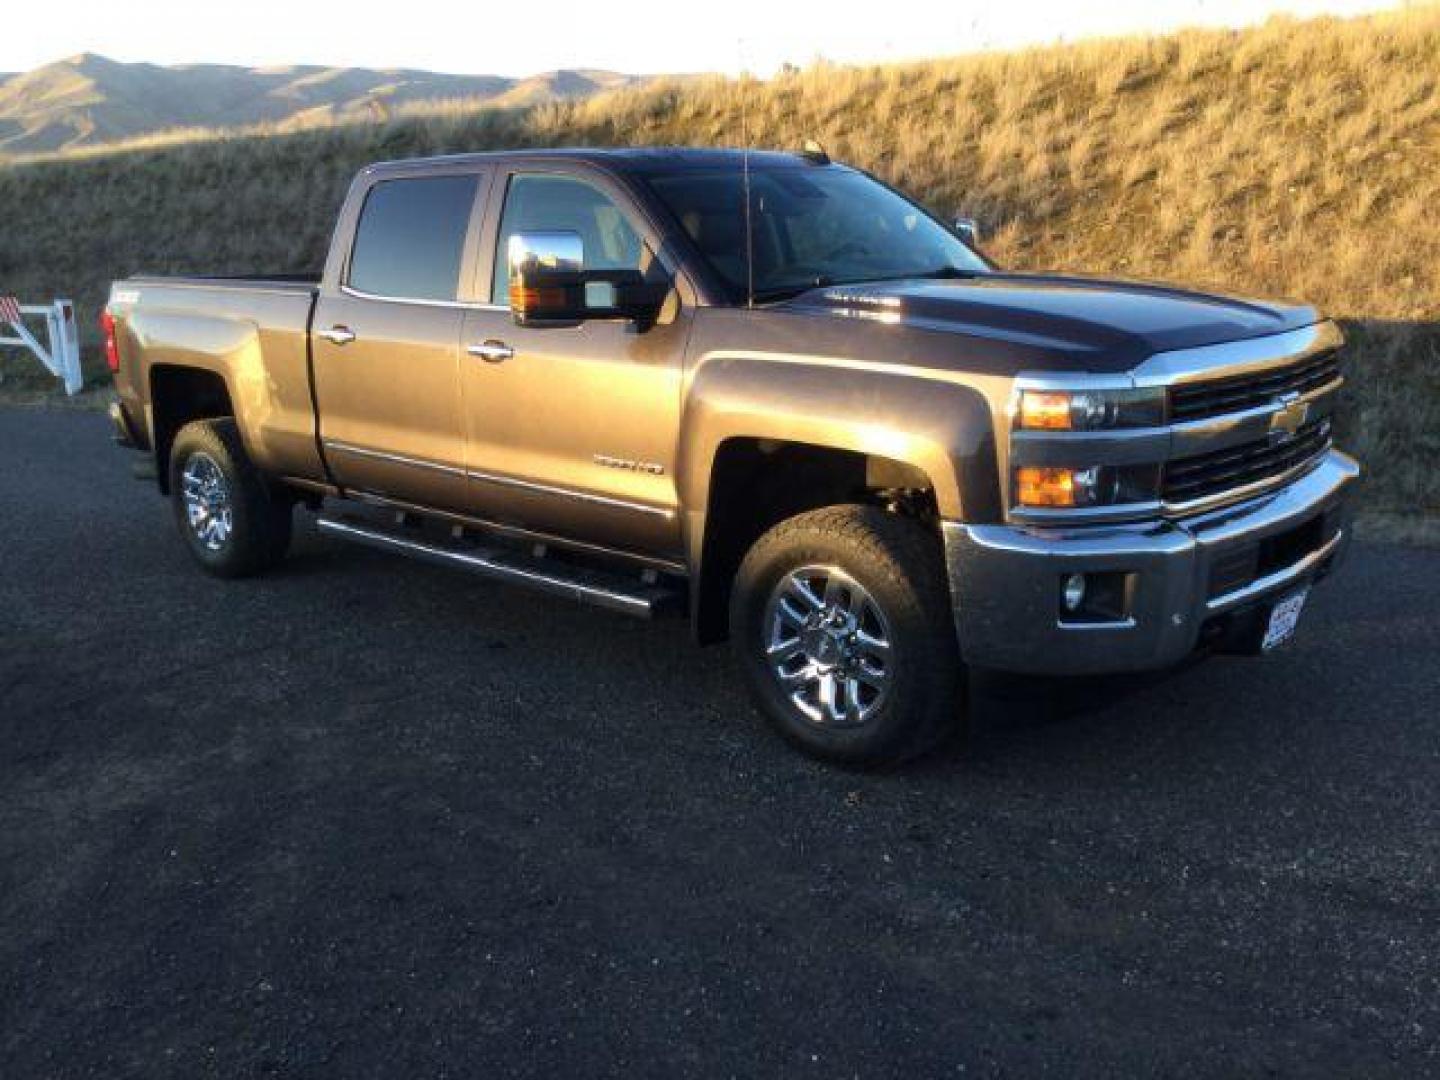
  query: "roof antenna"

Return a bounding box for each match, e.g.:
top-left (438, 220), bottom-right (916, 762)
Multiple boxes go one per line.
top-left (739, 38), bottom-right (755, 310)
top-left (800, 139), bottom-right (829, 165)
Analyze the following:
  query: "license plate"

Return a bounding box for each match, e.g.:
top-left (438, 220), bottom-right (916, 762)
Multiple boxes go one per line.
top-left (1262, 586), bottom-right (1310, 652)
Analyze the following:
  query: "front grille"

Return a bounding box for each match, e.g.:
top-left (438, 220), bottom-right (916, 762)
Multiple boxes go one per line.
top-left (1163, 417), bottom-right (1332, 506)
top-left (1169, 348), bottom-right (1340, 423)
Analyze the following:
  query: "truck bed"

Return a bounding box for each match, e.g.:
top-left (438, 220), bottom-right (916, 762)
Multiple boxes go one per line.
top-left (111, 273), bottom-right (324, 485)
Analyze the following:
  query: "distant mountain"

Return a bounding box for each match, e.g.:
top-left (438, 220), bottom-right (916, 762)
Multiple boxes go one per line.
top-left (0, 53), bottom-right (647, 156)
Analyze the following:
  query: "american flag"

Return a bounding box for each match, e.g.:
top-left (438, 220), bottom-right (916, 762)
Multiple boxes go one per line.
top-left (0, 296), bottom-right (21, 325)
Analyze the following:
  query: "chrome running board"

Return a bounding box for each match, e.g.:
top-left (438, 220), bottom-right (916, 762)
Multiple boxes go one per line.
top-left (316, 515), bottom-right (680, 619)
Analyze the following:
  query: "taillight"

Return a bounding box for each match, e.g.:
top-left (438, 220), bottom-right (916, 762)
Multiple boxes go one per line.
top-left (99, 309), bottom-right (120, 373)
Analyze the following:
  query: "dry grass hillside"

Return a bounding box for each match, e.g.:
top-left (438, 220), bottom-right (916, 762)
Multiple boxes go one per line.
top-left (1, 8), bottom-right (1436, 521)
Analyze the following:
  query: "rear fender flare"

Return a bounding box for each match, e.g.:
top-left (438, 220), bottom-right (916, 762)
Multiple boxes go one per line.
top-left (132, 309), bottom-right (271, 469)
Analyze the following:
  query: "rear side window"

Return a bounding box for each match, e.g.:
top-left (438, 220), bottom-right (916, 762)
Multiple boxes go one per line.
top-left (348, 175), bottom-right (478, 301)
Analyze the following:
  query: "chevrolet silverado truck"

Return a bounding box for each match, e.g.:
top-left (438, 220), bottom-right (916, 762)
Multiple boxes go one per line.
top-left (105, 147), bottom-right (1359, 764)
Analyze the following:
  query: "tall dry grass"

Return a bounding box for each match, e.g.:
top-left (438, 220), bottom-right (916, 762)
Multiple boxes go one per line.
top-left (0, 9), bottom-right (1436, 517)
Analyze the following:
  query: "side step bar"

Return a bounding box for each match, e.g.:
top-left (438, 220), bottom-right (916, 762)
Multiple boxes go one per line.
top-left (316, 515), bottom-right (679, 619)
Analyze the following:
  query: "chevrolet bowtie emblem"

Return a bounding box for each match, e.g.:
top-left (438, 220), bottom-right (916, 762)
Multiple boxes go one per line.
top-left (1269, 393), bottom-right (1310, 441)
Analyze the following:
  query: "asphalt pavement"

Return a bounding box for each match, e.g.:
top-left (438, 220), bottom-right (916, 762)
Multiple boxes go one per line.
top-left (2, 407), bottom-right (1437, 1077)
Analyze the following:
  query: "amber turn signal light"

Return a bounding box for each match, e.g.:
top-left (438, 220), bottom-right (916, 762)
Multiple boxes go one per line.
top-left (509, 282), bottom-right (570, 313)
top-left (1017, 390), bottom-right (1073, 430)
top-left (1015, 466), bottom-right (1079, 508)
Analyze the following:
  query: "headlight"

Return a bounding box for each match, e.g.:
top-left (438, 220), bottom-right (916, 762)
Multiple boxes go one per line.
top-left (1014, 464), bottom-right (1160, 509)
top-left (1016, 388), bottom-right (1165, 431)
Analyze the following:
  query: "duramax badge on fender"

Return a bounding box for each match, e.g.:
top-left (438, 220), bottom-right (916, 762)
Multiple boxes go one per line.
top-left (104, 147), bottom-right (1359, 765)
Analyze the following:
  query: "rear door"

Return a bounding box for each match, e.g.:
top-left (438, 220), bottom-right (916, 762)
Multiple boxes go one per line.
top-left (458, 167), bottom-right (692, 557)
top-left (312, 166), bottom-right (490, 510)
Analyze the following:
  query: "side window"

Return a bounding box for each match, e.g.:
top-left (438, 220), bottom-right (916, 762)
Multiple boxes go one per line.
top-left (348, 175), bottom-right (478, 301)
top-left (491, 174), bottom-right (646, 305)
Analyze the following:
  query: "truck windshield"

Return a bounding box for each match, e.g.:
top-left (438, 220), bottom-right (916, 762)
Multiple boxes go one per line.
top-left (643, 165), bottom-right (988, 303)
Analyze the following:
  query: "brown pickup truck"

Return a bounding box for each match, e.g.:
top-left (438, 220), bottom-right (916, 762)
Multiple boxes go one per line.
top-left (106, 147), bottom-right (1359, 764)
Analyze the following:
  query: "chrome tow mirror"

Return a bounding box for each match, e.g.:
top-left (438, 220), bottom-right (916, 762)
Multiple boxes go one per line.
top-left (506, 229), bottom-right (667, 328)
top-left (953, 216), bottom-right (981, 246)
top-left (507, 230), bottom-right (587, 325)
top-left (508, 230), bottom-right (585, 277)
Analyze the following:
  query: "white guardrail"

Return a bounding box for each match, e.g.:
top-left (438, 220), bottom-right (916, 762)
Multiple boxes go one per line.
top-left (0, 296), bottom-right (83, 395)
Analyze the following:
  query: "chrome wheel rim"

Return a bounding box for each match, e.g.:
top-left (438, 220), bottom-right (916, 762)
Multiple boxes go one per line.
top-left (761, 565), bottom-right (894, 728)
top-left (181, 452), bottom-right (233, 552)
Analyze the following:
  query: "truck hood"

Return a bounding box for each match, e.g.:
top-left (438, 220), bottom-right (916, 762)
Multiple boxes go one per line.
top-left (784, 272), bottom-right (1321, 372)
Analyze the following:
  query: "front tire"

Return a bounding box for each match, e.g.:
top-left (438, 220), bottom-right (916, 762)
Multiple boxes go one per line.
top-left (169, 418), bottom-right (292, 578)
top-left (730, 505), bottom-right (963, 766)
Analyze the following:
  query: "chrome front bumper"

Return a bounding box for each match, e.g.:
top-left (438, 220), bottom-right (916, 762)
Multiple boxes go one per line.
top-left (943, 450), bottom-right (1360, 674)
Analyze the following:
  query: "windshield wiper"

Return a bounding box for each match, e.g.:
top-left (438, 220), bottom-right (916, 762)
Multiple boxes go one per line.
top-left (799, 267), bottom-right (980, 292)
top-left (915, 264), bottom-right (977, 279)
top-left (750, 265), bottom-right (978, 304)
top-left (750, 277), bottom-right (836, 304)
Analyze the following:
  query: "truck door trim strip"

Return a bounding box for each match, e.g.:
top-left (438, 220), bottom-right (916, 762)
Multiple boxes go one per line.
top-left (464, 467), bottom-right (676, 519)
top-left (324, 439), bottom-right (674, 519)
top-left (323, 439), bottom-right (466, 476)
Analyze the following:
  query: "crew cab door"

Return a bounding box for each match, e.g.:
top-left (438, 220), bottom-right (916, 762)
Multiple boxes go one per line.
top-left (311, 166), bottom-right (490, 510)
top-left (459, 168), bottom-right (690, 557)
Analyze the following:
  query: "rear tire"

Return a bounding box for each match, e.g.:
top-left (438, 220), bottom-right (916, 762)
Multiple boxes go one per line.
top-left (730, 504), bottom-right (964, 766)
top-left (169, 418), bottom-right (292, 578)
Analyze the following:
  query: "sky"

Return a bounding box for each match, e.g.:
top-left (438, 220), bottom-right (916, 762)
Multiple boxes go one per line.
top-left (1, 0), bottom-right (1406, 76)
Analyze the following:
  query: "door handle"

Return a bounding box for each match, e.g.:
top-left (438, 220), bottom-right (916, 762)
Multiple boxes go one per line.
top-left (467, 340), bottom-right (515, 363)
top-left (319, 325), bottom-right (356, 346)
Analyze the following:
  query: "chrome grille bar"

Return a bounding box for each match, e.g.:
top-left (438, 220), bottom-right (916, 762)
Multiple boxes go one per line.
top-left (1163, 418), bottom-right (1332, 505)
top-left (1170, 348), bottom-right (1340, 422)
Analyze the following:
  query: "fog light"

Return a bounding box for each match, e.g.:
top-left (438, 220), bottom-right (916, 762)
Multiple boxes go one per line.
top-left (1062, 573), bottom-right (1087, 612)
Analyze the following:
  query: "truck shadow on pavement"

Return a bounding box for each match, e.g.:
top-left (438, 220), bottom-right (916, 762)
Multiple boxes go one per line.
top-left (274, 520), bottom-right (1353, 779)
